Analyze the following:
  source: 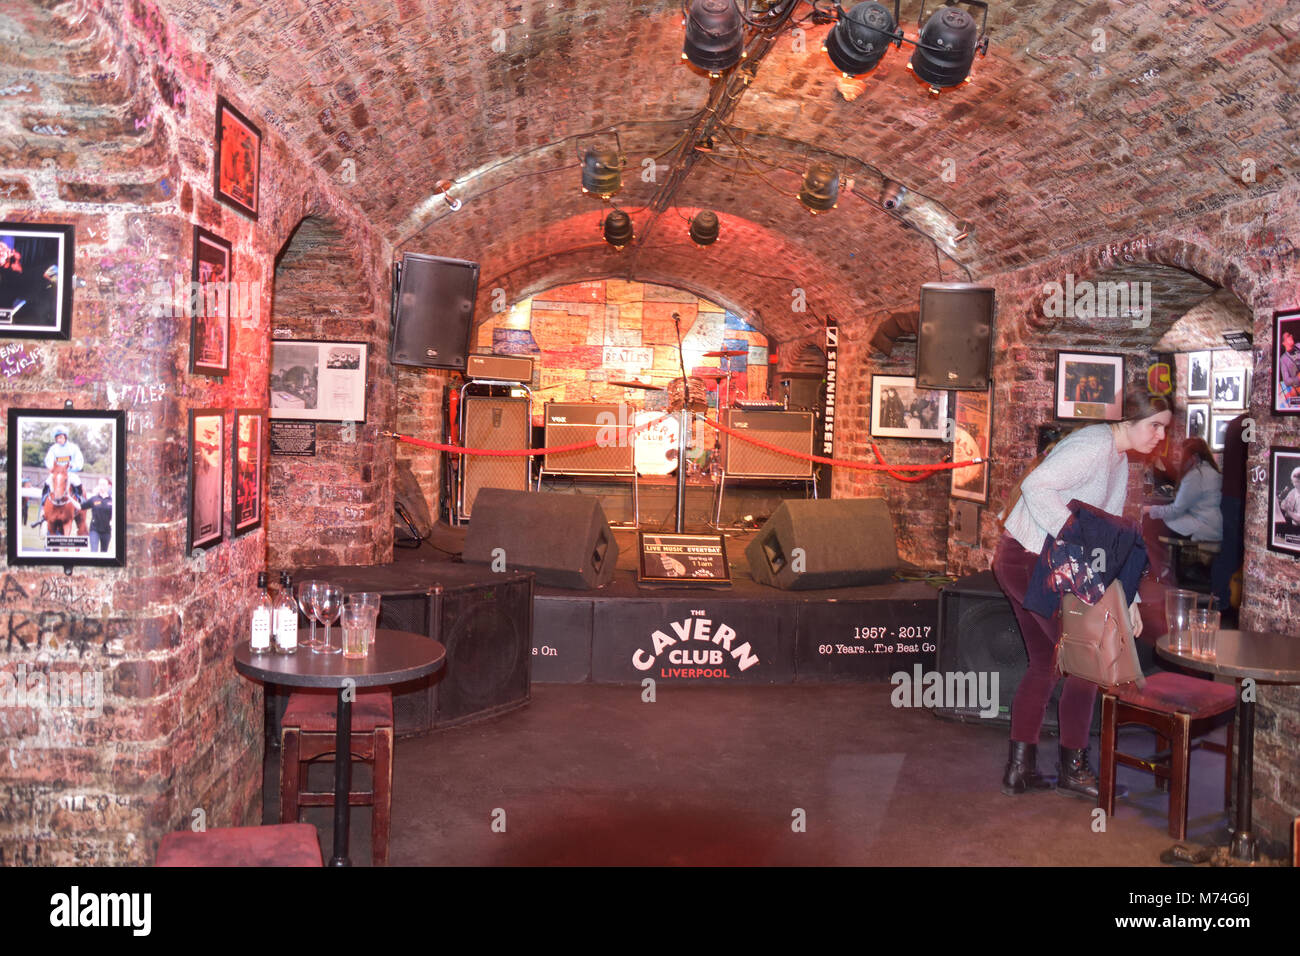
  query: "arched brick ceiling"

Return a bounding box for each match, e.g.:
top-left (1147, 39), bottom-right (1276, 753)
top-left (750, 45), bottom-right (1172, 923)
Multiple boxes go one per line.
top-left (150, 0), bottom-right (1299, 332)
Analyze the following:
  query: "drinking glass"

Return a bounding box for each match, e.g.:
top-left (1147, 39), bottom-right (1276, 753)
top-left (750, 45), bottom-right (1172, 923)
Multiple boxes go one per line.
top-left (1190, 608), bottom-right (1221, 660)
top-left (296, 580), bottom-right (323, 651)
top-left (316, 585), bottom-right (344, 655)
top-left (1164, 589), bottom-right (1198, 653)
top-left (342, 604), bottom-right (376, 659)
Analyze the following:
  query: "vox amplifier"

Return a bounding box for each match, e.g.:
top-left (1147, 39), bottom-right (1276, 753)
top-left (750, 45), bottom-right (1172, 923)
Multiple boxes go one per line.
top-left (466, 353), bottom-right (534, 383)
top-left (543, 402), bottom-right (635, 475)
top-left (722, 409), bottom-right (814, 479)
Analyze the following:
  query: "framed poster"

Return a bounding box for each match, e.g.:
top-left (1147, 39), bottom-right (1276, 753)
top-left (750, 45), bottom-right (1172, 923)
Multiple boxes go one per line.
top-left (187, 409), bottom-right (225, 551)
top-left (1186, 403), bottom-right (1209, 440)
top-left (1268, 446), bottom-right (1300, 557)
top-left (190, 226), bottom-right (232, 376)
top-left (1187, 350), bottom-right (1211, 399)
top-left (6, 408), bottom-right (125, 567)
top-left (232, 409), bottom-right (265, 537)
top-left (1209, 412), bottom-right (1236, 453)
top-left (869, 374), bottom-right (949, 440)
top-left (951, 388), bottom-right (991, 503)
top-left (0, 222), bottom-right (74, 339)
top-left (214, 96), bottom-right (261, 219)
top-left (1274, 308), bottom-right (1300, 415)
top-left (1054, 351), bottom-right (1123, 421)
top-left (270, 340), bottom-right (368, 423)
top-left (1212, 366), bottom-right (1248, 410)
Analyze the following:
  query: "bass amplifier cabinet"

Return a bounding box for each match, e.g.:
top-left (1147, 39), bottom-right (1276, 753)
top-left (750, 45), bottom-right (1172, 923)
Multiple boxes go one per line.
top-left (722, 409), bottom-right (814, 479)
top-left (467, 353), bottom-right (534, 383)
top-left (271, 563), bottom-right (534, 738)
top-left (543, 402), bottom-right (635, 476)
top-left (459, 395), bottom-right (530, 521)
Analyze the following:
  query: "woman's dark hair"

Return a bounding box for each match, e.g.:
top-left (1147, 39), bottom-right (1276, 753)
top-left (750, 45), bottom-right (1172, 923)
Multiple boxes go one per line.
top-left (1122, 386), bottom-right (1173, 423)
top-left (1179, 437), bottom-right (1220, 477)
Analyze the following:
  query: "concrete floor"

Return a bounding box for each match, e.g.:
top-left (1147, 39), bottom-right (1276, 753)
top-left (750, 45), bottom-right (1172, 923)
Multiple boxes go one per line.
top-left (266, 682), bottom-right (1234, 866)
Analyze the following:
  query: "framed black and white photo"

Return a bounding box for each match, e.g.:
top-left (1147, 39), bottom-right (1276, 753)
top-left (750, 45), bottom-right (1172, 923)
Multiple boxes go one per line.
top-left (1212, 366), bottom-right (1247, 410)
top-left (189, 226), bottom-right (232, 377)
top-left (1268, 446), bottom-right (1300, 557)
top-left (869, 374), bottom-right (949, 440)
top-left (6, 408), bottom-right (125, 567)
top-left (1187, 350), bottom-right (1211, 399)
top-left (232, 409), bottom-right (265, 538)
top-left (188, 409), bottom-right (225, 551)
top-left (214, 97), bottom-right (261, 219)
top-left (1209, 412), bottom-right (1236, 453)
top-left (1186, 403), bottom-right (1209, 440)
top-left (0, 222), bottom-right (74, 339)
top-left (1271, 308), bottom-right (1300, 416)
top-left (270, 340), bottom-right (368, 423)
top-left (951, 389), bottom-right (991, 503)
top-left (1055, 351), bottom-right (1123, 421)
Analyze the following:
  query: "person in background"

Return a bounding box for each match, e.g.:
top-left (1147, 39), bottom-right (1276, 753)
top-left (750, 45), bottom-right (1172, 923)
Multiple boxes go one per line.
top-left (1279, 331), bottom-right (1300, 406)
top-left (79, 478), bottom-right (113, 552)
top-left (1141, 437), bottom-right (1223, 583)
top-left (1211, 413), bottom-right (1248, 623)
top-left (994, 387), bottom-right (1171, 799)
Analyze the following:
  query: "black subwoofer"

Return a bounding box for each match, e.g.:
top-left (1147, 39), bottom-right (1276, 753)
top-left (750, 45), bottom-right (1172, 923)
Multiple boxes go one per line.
top-left (746, 498), bottom-right (899, 590)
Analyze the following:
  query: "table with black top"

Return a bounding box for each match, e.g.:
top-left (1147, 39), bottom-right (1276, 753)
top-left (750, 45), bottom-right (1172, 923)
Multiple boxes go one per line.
top-left (1156, 629), bottom-right (1300, 864)
top-left (234, 630), bottom-right (446, 867)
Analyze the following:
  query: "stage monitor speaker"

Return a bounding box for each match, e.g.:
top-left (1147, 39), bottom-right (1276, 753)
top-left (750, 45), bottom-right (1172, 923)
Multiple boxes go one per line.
top-left (464, 488), bottom-right (618, 589)
top-left (722, 409), bottom-right (814, 479)
top-left (915, 282), bottom-right (995, 390)
top-left (543, 402), bottom-right (634, 475)
top-left (746, 499), bottom-right (898, 590)
top-left (390, 253), bottom-right (479, 370)
top-left (459, 395), bottom-right (530, 521)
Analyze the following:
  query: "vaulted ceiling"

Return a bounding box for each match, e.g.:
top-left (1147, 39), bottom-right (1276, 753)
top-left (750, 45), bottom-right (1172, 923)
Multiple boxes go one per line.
top-left (140, 1), bottom-right (1300, 340)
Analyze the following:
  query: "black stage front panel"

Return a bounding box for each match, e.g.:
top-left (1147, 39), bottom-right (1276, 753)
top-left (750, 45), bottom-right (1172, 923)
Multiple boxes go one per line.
top-left (794, 599), bottom-right (939, 681)
top-left (532, 597), bottom-right (594, 682)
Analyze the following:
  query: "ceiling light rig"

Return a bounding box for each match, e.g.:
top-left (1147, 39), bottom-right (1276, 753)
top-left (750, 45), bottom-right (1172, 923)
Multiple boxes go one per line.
top-left (602, 209), bottom-right (635, 249)
top-left (688, 210), bottom-right (721, 245)
top-left (580, 147), bottom-right (624, 199)
top-left (432, 179), bottom-right (461, 211)
top-left (682, 0), bottom-right (746, 77)
top-left (798, 161), bottom-right (840, 213)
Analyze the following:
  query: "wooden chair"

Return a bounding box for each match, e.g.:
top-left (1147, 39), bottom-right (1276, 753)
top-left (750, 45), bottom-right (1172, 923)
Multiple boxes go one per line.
top-left (156, 823), bottom-right (322, 866)
top-left (280, 688), bottom-right (394, 866)
top-left (1099, 671), bottom-right (1236, 840)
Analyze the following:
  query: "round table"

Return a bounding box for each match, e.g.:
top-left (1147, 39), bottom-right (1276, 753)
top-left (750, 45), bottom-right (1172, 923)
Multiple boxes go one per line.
top-left (1156, 629), bottom-right (1300, 863)
top-left (234, 630), bottom-right (446, 867)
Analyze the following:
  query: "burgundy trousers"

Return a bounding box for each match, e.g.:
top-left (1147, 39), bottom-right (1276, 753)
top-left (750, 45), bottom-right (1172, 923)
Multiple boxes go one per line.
top-left (991, 533), bottom-right (1098, 750)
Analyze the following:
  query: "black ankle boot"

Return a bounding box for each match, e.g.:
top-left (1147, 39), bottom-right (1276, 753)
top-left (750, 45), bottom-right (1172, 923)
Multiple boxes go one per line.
top-left (1001, 741), bottom-right (1056, 795)
top-left (1057, 746), bottom-right (1126, 800)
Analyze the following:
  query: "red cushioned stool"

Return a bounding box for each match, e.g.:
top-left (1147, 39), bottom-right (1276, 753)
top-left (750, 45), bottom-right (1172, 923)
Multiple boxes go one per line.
top-left (280, 688), bottom-right (393, 866)
top-left (156, 823), bottom-right (322, 866)
top-left (1099, 671), bottom-right (1236, 839)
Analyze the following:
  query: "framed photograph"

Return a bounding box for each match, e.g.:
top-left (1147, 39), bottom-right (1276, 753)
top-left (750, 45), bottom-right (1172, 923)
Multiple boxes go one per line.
top-left (1271, 308), bottom-right (1300, 415)
top-left (270, 340), bottom-right (368, 423)
top-left (1187, 350), bottom-right (1211, 399)
top-left (1186, 403), bottom-right (1209, 440)
top-left (951, 389), bottom-right (991, 503)
top-left (1055, 351), bottom-right (1124, 421)
top-left (0, 222), bottom-right (74, 339)
top-left (189, 226), bottom-right (232, 376)
top-left (1268, 446), bottom-right (1300, 557)
top-left (232, 409), bottom-right (265, 538)
top-left (869, 375), bottom-right (949, 440)
top-left (1209, 412), bottom-right (1236, 453)
top-left (7, 408), bottom-right (125, 567)
top-left (214, 96), bottom-right (261, 219)
top-left (1212, 366), bottom-right (1248, 410)
top-left (187, 409), bottom-right (225, 551)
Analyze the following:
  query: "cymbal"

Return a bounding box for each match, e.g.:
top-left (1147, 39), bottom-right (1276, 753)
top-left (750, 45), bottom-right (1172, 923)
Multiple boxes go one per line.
top-left (609, 380), bottom-right (664, 390)
top-left (691, 369), bottom-right (729, 379)
top-left (703, 349), bottom-right (747, 357)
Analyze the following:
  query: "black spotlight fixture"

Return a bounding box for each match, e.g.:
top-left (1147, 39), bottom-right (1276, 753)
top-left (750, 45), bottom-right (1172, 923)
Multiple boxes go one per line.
top-left (688, 210), bottom-right (720, 246)
top-left (682, 0), bottom-right (744, 76)
top-left (581, 148), bottom-right (622, 199)
top-left (603, 209), bottom-right (634, 249)
top-left (824, 1), bottom-right (899, 77)
top-left (908, 2), bottom-right (988, 94)
top-left (798, 162), bottom-right (840, 214)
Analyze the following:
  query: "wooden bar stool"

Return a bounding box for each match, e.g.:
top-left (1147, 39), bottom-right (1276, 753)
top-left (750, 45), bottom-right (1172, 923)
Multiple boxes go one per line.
top-left (156, 823), bottom-right (322, 866)
top-left (1099, 671), bottom-right (1236, 839)
top-left (280, 688), bottom-right (394, 866)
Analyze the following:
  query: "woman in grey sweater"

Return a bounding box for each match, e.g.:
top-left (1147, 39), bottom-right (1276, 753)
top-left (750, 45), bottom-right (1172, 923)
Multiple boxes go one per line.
top-left (994, 388), bottom-right (1172, 799)
top-left (1142, 437), bottom-right (1223, 581)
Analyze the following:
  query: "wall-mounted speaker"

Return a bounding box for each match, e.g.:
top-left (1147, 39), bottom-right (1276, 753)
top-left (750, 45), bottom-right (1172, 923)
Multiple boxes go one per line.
top-left (746, 498), bottom-right (898, 590)
top-left (915, 282), bottom-right (995, 390)
top-left (390, 253), bottom-right (479, 369)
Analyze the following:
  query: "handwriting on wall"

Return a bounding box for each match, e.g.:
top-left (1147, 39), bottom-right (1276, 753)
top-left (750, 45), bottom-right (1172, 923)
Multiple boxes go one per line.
top-left (1, 343), bottom-right (38, 378)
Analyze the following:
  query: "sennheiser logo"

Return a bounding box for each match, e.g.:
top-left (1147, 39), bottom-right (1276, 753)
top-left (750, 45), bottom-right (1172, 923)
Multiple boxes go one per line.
top-left (50, 886), bottom-right (151, 936)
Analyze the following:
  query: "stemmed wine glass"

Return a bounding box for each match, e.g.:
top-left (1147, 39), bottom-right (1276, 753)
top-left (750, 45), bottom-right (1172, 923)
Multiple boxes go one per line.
top-left (316, 584), bottom-right (344, 655)
top-left (297, 580), bottom-right (323, 652)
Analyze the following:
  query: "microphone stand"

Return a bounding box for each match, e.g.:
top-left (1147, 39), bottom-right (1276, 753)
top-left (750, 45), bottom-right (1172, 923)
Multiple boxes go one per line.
top-left (672, 311), bottom-right (689, 534)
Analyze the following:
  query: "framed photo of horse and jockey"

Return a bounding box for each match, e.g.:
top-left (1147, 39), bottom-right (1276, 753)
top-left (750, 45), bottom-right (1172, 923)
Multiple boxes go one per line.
top-left (6, 408), bottom-right (126, 567)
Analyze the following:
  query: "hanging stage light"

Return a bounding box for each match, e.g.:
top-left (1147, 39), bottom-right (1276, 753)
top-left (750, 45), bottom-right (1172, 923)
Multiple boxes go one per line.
top-left (824, 1), bottom-right (899, 77)
top-left (798, 162), bottom-right (839, 214)
top-left (682, 0), bottom-right (744, 76)
top-left (880, 180), bottom-right (907, 210)
top-left (603, 209), bottom-right (634, 248)
top-left (688, 210), bottom-right (720, 246)
top-left (908, 3), bottom-right (984, 94)
top-left (581, 148), bottom-right (622, 198)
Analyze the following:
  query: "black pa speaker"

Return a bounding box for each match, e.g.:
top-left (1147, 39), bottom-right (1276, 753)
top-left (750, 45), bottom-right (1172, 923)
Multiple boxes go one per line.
top-left (463, 488), bottom-right (619, 589)
top-left (390, 252), bottom-right (479, 369)
top-left (915, 282), bottom-right (995, 390)
top-left (746, 499), bottom-right (899, 590)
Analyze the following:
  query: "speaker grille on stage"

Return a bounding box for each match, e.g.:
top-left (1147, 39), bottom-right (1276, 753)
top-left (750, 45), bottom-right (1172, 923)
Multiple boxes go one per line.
top-left (722, 409), bottom-right (814, 479)
top-left (464, 488), bottom-right (618, 589)
top-left (915, 282), bottom-right (995, 390)
top-left (390, 253), bottom-right (479, 370)
top-left (460, 396), bottom-right (530, 520)
top-left (543, 402), bottom-right (635, 475)
top-left (746, 498), bottom-right (898, 590)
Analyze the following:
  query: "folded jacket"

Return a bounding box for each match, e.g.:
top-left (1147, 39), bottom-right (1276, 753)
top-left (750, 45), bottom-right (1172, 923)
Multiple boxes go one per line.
top-left (1024, 498), bottom-right (1148, 620)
